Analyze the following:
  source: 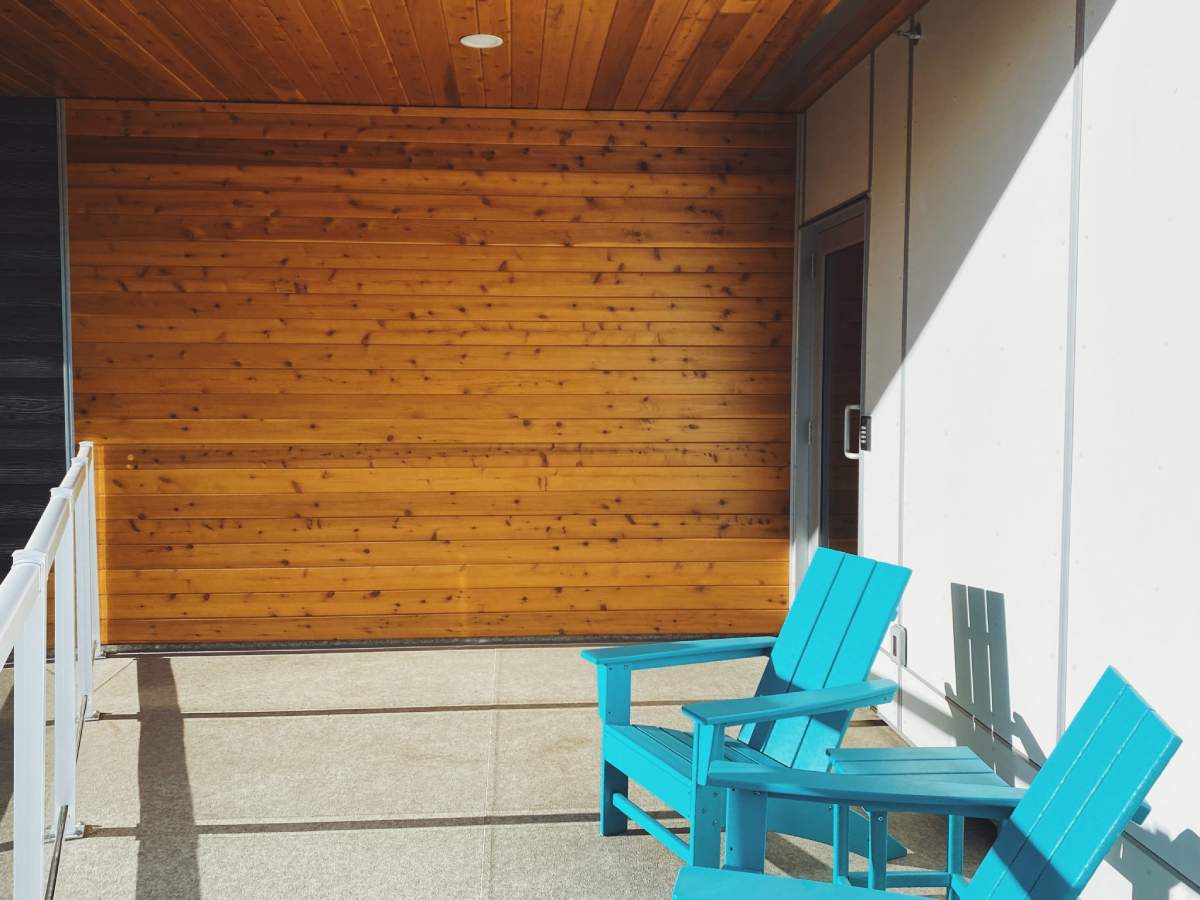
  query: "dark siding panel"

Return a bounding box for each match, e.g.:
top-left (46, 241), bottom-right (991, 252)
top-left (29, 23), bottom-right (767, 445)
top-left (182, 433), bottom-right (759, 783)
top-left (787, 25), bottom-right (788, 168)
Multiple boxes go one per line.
top-left (0, 97), bottom-right (66, 579)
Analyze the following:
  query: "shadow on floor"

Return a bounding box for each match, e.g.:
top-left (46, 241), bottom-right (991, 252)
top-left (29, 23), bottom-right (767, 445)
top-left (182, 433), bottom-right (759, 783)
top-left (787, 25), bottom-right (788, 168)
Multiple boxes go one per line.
top-left (135, 656), bottom-right (200, 899)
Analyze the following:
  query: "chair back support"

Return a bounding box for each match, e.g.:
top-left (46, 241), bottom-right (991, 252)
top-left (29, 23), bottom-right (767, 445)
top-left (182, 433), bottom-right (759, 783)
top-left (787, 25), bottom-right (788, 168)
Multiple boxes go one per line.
top-left (967, 668), bottom-right (1181, 899)
top-left (741, 549), bottom-right (911, 768)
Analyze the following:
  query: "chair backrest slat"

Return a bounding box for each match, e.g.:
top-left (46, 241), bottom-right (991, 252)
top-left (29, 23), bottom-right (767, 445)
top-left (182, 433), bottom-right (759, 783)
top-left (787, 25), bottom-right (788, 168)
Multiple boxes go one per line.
top-left (967, 668), bottom-right (1180, 900)
top-left (741, 549), bottom-right (910, 768)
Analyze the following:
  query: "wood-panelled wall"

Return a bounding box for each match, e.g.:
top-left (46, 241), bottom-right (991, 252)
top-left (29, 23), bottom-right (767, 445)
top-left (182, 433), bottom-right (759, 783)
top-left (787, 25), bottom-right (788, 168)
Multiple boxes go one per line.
top-left (67, 100), bottom-right (795, 645)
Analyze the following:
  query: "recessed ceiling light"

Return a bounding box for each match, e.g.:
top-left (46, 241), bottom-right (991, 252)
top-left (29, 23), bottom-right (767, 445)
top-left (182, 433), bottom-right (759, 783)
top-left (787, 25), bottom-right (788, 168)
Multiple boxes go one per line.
top-left (461, 33), bottom-right (503, 49)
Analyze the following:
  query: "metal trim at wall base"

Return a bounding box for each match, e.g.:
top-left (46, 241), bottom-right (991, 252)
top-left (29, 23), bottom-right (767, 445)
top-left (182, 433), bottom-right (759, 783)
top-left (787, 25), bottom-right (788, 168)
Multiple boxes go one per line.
top-left (99, 633), bottom-right (742, 657)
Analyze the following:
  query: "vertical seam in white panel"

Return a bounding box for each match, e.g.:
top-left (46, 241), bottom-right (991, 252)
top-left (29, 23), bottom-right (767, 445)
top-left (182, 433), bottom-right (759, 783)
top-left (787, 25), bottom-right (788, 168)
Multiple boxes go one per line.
top-left (1057, 0), bottom-right (1087, 740)
top-left (897, 26), bottom-right (915, 575)
top-left (895, 22), bottom-right (917, 734)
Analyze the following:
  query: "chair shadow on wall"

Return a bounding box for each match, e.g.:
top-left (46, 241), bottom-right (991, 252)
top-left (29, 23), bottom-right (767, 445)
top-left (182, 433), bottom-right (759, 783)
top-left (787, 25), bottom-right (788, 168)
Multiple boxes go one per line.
top-left (943, 584), bottom-right (1046, 782)
top-left (1107, 827), bottom-right (1200, 900)
top-left (939, 585), bottom-right (1198, 898)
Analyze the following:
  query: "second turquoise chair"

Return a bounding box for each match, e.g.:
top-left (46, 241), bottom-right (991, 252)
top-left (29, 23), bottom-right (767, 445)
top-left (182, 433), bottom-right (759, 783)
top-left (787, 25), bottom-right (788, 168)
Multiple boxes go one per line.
top-left (674, 667), bottom-right (1180, 899)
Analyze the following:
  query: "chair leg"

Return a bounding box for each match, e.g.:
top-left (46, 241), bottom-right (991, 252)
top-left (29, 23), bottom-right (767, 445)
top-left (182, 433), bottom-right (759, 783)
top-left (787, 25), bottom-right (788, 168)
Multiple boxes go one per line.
top-left (600, 762), bottom-right (629, 836)
top-left (947, 815), bottom-right (965, 899)
top-left (688, 785), bottom-right (724, 868)
top-left (832, 803), bottom-right (850, 884)
top-left (866, 809), bottom-right (888, 890)
top-left (767, 797), bottom-right (908, 861)
top-left (724, 789), bottom-right (768, 874)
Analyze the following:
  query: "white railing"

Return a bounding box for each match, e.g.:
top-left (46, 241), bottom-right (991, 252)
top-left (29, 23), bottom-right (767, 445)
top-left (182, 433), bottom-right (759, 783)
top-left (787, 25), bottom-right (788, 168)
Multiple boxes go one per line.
top-left (0, 441), bottom-right (100, 898)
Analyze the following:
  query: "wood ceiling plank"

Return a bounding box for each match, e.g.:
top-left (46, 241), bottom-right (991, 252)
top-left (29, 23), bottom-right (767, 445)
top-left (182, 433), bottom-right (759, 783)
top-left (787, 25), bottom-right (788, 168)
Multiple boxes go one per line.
top-left (0, 67), bottom-right (39, 94)
top-left (177, 0), bottom-right (300, 100)
top-left (139, 0), bottom-right (281, 100)
top-left (0, 3), bottom-right (146, 98)
top-left (786, 0), bottom-right (925, 110)
top-left (610, 0), bottom-right (688, 109)
top-left (338, 0), bottom-right (408, 104)
top-left (588, 0), bottom-right (657, 109)
top-left (295, 0), bottom-right (384, 103)
top-left (233, 0), bottom-right (330, 102)
top-left (638, 0), bottom-right (721, 109)
top-left (442, 0), bottom-right (487, 107)
top-left (407, 0), bottom-right (462, 105)
top-left (561, 0), bottom-right (619, 109)
top-left (47, 0), bottom-right (200, 98)
top-left (509, 0), bottom-right (546, 107)
top-left (0, 14), bottom-right (80, 96)
top-left (0, 32), bottom-right (58, 95)
top-left (126, 0), bottom-right (266, 100)
top-left (688, 0), bottom-right (792, 109)
top-left (370, 0), bottom-right (436, 107)
top-left (537, 0), bottom-right (583, 108)
top-left (261, 0), bottom-right (357, 102)
top-left (476, 0), bottom-right (513, 106)
top-left (664, 10), bottom-right (750, 110)
top-left (82, 0), bottom-right (230, 100)
top-left (714, 0), bottom-right (828, 110)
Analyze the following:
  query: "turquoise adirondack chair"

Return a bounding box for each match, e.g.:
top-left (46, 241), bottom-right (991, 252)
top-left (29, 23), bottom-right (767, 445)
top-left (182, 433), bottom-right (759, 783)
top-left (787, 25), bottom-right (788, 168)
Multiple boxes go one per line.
top-left (674, 667), bottom-right (1180, 899)
top-left (581, 549), bottom-right (912, 867)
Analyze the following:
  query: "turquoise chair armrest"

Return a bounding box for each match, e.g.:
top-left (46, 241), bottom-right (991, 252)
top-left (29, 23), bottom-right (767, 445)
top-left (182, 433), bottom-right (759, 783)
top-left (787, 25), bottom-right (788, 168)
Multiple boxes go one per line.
top-left (682, 679), bottom-right (897, 727)
top-left (580, 636), bottom-right (776, 672)
top-left (705, 762), bottom-right (1026, 819)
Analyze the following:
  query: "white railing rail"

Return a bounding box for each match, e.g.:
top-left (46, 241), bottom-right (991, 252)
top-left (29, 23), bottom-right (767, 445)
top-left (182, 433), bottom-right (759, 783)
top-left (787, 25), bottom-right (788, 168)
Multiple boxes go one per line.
top-left (0, 440), bottom-right (100, 898)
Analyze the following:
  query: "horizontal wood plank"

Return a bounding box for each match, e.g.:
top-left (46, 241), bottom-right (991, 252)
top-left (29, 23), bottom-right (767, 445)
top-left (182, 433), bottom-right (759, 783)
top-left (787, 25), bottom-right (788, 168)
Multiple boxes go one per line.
top-left (105, 584), bottom-right (788, 620)
top-left (106, 536), bottom-right (788, 569)
top-left (103, 608), bottom-right (788, 643)
top-left (101, 465), bottom-right (788, 495)
top-left (101, 513), bottom-right (788, 544)
top-left (73, 316), bottom-right (790, 347)
top-left (101, 442), bottom-right (790, 468)
top-left (69, 163), bottom-right (791, 198)
top-left (98, 490), bottom-right (790, 519)
top-left (75, 368), bottom-right (790, 396)
top-left (104, 559), bottom-right (788, 593)
top-left (80, 393), bottom-right (788, 420)
top-left (78, 417), bottom-right (792, 445)
top-left (72, 293), bottom-right (791, 323)
top-left (74, 343), bottom-right (791, 371)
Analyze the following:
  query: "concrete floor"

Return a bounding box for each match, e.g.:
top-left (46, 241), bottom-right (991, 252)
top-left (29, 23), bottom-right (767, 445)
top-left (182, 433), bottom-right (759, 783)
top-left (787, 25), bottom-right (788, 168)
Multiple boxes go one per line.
top-left (2, 646), bottom-right (995, 898)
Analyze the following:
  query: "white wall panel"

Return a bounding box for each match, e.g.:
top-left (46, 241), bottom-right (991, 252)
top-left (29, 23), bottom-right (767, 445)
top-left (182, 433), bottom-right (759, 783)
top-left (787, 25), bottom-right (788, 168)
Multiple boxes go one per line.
top-left (803, 56), bottom-right (870, 221)
top-left (901, 0), bottom-right (1076, 757)
top-left (1066, 0), bottom-right (1200, 885)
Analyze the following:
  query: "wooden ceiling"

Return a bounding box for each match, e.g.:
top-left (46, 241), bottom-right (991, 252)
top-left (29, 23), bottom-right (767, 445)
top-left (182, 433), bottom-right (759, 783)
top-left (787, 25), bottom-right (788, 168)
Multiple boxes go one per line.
top-left (0, 0), bottom-right (924, 112)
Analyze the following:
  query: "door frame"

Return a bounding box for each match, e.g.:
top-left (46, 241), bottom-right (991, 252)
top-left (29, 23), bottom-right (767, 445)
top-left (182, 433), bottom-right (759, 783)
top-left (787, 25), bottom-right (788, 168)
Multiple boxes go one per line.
top-left (791, 196), bottom-right (870, 595)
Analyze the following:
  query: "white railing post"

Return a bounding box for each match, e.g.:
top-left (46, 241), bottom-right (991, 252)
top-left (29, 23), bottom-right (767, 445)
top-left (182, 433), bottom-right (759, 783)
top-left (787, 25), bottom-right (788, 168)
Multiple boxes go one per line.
top-left (50, 484), bottom-right (82, 840)
top-left (11, 549), bottom-right (48, 898)
top-left (77, 441), bottom-right (100, 716)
